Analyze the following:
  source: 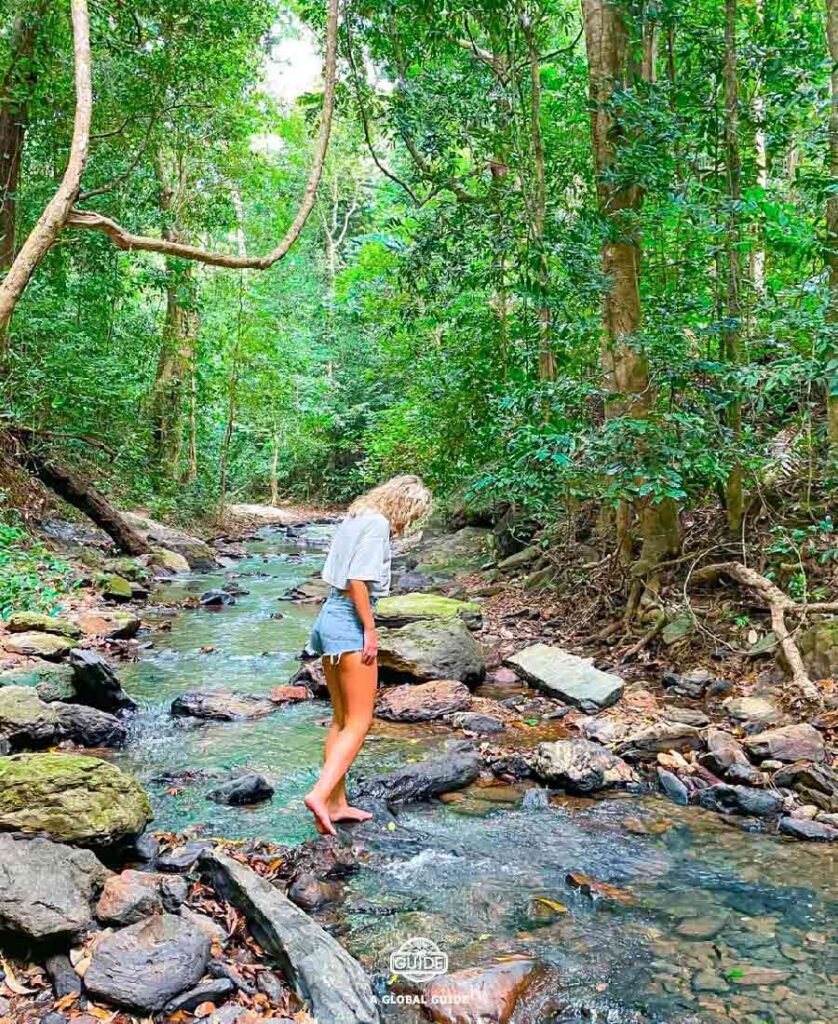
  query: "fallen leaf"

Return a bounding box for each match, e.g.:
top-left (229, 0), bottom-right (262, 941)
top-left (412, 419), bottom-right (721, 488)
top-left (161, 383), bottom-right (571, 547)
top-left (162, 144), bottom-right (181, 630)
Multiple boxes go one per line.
top-left (532, 896), bottom-right (568, 914)
top-left (1, 959), bottom-right (36, 995)
top-left (55, 993), bottom-right (79, 1011)
top-left (73, 955), bottom-right (92, 978)
top-left (194, 1002), bottom-right (216, 1017)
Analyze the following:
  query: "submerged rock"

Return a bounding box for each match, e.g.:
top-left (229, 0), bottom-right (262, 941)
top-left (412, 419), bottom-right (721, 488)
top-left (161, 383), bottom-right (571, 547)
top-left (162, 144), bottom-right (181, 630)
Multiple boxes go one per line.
top-left (657, 767), bottom-right (689, 805)
top-left (69, 649), bottom-right (137, 712)
top-left (375, 679), bottom-right (472, 722)
top-left (376, 593), bottom-right (482, 629)
top-left (451, 710), bottom-right (506, 734)
top-left (697, 784), bottom-right (783, 818)
top-left (355, 741), bottom-right (482, 805)
top-left (778, 817), bottom-right (838, 842)
top-left (200, 589), bottom-right (236, 607)
top-left (533, 738), bottom-right (635, 793)
top-left (171, 690), bottom-right (275, 721)
top-left (201, 849), bottom-right (380, 1024)
top-left (743, 723), bottom-right (825, 764)
top-left (2, 630), bottom-right (72, 660)
top-left (0, 752), bottom-right (152, 845)
top-left (6, 611), bottom-right (81, 639)
top-left (378, 618), bottom-right (485, 687)
top-left (504, 644), bottom-right (623, 710)
top-left (84, 913), bottom-right (211, 1013)
top-left (423, 959), bottom-right (536, 1024)
top-left (207, 772), bottom-right (275, 806)
top-left (0, 833), bottom-right (110, 939)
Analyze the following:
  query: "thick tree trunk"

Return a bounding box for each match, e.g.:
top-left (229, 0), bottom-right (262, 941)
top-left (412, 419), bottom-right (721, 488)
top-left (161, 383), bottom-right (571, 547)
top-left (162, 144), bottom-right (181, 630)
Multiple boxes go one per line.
top-left (11, 432), bottom-right (151, 555)
top-left (723, 0), bottom-right (744, 532)
top-left (826, 0), bottom-right (838, 447)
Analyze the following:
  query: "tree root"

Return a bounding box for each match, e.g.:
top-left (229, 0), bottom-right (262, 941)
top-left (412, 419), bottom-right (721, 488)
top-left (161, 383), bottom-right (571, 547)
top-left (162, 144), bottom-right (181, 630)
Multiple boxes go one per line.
top-left (693, 561), bottom-right (822, 705)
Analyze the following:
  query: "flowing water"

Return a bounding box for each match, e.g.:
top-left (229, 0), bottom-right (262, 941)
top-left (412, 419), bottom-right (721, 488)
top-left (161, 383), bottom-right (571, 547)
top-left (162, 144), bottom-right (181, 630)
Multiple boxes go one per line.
top-left (115, 527), bottom-right (838, 1024)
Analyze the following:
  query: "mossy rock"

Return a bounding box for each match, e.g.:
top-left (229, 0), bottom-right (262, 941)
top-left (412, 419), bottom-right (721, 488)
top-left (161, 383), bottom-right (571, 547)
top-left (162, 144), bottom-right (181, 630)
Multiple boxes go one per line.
top-left (378, 618), bottom-right (485, 686)
top-left (6, 612), bottom-right (81, 640)
top-left (100, 574), bottom-right (133, 602)
top-left (150, 548), bottom-right (191, 574)
top-left (0, 753), bottom-right (153, 845)
top-left (376, 593), bottom-right (482, 629)
top-left (104, 557), bottom-right (151, 583)
top-left (411, 528), bottom-right (492, 574)
top-left (0, 663), bottom-right (77, 703)
top-left (2, 631), bottom-right (72, 660)
top-left (797, 621), bottom-right (838, 680)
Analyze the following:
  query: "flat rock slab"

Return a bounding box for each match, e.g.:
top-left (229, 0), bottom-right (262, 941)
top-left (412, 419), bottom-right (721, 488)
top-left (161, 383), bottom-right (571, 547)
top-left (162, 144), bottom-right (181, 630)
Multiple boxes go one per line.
top-left (534, 738), bottom-right (635, 793)
top-left (73, 610), bottom-right (140, 640)
top-left (375, 679), bottom-right (472, 722)
top-left (0, 752), bottom-right (152, 846)
top-left (615, 721), bottom-right (705, 761)
top-left (778, 817), bottom-right (838, 842)
top-left (424, 959), bottom-right (536, 1024)
top-left (201, 849), bottom-right (380, 1024)
top-left (2, 631), bottom-right (72, 660)
top-left (171, 691), bottom-right (276, 721)
top-left (743, 723), bottom-right (825, 764)
top-left (84, 913), bottom-right (210, 1013)
top-left (504, 645), bottom-right (623, 710)
top-left (0, 833), bottom-right (109, 939)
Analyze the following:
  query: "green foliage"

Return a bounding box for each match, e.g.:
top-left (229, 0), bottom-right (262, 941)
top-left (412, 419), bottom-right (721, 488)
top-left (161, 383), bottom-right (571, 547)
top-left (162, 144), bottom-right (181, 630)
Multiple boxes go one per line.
top-left (0, 517), bottom-right (78, 619)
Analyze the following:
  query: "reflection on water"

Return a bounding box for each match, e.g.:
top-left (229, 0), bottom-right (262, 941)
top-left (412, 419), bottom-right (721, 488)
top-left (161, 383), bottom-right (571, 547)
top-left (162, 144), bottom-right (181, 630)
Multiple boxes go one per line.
top-left (113, 527), bottom-right (838, 1023)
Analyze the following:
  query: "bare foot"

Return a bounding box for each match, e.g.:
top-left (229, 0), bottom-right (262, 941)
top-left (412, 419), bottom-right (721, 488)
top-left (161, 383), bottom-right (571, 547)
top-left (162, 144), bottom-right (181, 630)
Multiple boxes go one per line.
top-left (304, 792), bottom-right (337, 836)
top-left (329, 803), bottom-right (373, 823)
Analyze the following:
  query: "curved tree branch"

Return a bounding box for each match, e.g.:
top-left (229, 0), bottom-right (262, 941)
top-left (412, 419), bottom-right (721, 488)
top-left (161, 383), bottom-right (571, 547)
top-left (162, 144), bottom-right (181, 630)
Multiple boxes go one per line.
top-left (67, 0), bottom-right (340, 270)
top-left (0, 0), bottom-right (92, 336)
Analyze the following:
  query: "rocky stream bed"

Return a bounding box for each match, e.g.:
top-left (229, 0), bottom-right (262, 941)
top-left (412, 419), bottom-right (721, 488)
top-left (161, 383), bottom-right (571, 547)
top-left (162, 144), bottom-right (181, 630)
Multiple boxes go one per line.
top-left (0, 514), bottom-right (837, 1024)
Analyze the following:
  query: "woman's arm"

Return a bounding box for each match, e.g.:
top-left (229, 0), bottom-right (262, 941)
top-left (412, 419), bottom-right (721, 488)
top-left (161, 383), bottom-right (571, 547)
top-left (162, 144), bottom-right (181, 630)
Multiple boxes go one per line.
top-left (346, 579), bottom-right (378, 664)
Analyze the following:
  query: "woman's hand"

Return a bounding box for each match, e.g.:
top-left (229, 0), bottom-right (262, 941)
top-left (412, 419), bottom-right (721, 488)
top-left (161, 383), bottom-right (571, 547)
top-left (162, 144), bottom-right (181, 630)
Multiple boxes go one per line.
top-left (362, 627), bottom-right (379, 664)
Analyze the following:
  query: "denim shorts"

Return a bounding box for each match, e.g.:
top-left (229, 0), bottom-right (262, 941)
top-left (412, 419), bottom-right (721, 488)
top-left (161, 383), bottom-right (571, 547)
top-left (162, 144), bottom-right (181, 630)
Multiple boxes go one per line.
top-left (307, 589), bottom-right (372, 661)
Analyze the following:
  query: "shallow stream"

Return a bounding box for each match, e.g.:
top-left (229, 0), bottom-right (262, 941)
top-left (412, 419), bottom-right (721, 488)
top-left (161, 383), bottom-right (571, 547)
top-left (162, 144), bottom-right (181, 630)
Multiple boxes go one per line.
top-left (115, 527), bottom-right (838, 1023)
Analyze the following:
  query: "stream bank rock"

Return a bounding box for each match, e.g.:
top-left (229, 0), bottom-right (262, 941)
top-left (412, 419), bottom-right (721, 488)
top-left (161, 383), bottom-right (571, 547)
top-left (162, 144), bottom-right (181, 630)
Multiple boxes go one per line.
top-left (0, 686), bottom-right (126, 748)
top-left (378, 619), bottom-right (485, 687)
top-left (201, 849), bottom-right (380, 1024)
top-left (504, 645), bottom-right (623, 710)
top-left (6, 611), bottom-right (81, 639)
top-left (743, 723), bottom-right (825, 764)
top-left (697, 784), bottom-right (783, 818)
top-left (375, 679), bottom-right (472, 722)
top-left (0, 662), bottom-right (76, 702)
top-left (614, 720), bottom-right (705, 761)
top-left (533, 739), bottom-right (635, 793)
top-left (410, 527), bottom-right (490, 574)
top-left (171, 690), bottom-right (276, 721)
top-left (96, 870), bottom-right (186, 925)
top-left (84, 913), bottom-right (211, 1013)
top-left (355, 741), bottom-right (481, 805)
top-left (2, 630), bottom-right (72, 660)
top-left (73, 609), bottom-right (141, 640)
top-left (68, 649), bottom-right (137, 711)
top-left (773, 763), bottom-right (838, 812)
top-left (423, 959), bottom-right (536, 1024)
top-left (122, 512), bottom-right (217, 571)
top-left (0, 833), bottom-right (110, 939)
top-left (797, 620), bottom-right (838, 680)
top-left (375, 593), bottom-right (482, 629)
top-left (0, 753), bottom-right (152, 845)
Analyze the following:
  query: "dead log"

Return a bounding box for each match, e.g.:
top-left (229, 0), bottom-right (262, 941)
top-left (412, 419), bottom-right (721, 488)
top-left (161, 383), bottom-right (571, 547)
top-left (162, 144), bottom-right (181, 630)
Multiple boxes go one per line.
top-left (11, 434), bottom-right (151, 556)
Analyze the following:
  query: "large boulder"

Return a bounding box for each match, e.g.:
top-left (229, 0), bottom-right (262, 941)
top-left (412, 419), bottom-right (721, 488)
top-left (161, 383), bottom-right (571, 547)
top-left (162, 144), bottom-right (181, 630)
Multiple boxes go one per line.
top-left (375, 679), bottom-right (472, 722)
top-left (2, 630), bottom-right (72, 660)
top-left (84, 914), bottom-right (211, 1013)
top-left (0, 685), bottom-right (59, 747)
top-left (410, 527), bottom-right (491, 574)
top-left (122, 512), bottom-right (217, 571)
top-left (743, 723), bottom-right (825, 764)
top-left (171, 690), bottom-right (276, 721)
top-left (504, 645), bottom-right (623, 710)
top-left (533, 738), bottom-right (635, 793)
top-left (201, 849), bottom-right (379, 1024)
top-left (0, 753), bottom-right (152, 845)
top-left (378, 619), bottom-right (485, 687)
top-left (6, 611), bottom-right (81, 639)
top-left (798, 620), bottom-right (838, 680)
top-left (376, 593), bottom-right (482, 630)
top-left (0, 833), bottom-right (110, 939)
top-left (354, 741), bottom-right (482, 805)
top-left (68, 649), bottom-right (137, 712)
top-left (0, 662), bottom-right (76, 703)
top-left (54, 702), bottom-right (127, 748)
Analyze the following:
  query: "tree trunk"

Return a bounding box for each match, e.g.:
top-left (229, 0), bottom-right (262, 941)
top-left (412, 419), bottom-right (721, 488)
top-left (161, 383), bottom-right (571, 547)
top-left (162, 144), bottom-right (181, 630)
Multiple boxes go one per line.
top-left (11, 432), bottom-right (151, 556)
top-left (750, 0), bottom-right (767, 296)
top-left (269, 430), bottom-right (280, 506)
top-left (723, 0), bottom-right (744, 532)
top-left (825, 0), bottom-right (838, 447)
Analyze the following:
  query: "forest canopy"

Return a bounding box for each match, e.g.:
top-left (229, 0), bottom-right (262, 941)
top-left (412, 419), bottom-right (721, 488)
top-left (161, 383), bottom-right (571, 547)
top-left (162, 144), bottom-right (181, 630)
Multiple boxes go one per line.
top-left (0, 0), bottom-right (836, 582)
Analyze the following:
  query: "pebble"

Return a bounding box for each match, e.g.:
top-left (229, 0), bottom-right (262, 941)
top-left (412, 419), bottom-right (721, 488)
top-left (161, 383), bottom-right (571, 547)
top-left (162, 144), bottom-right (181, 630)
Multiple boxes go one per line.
top-left (676, 915), bottom-right (729, 939)
top-left (693, 969), bottom-right (729, 993)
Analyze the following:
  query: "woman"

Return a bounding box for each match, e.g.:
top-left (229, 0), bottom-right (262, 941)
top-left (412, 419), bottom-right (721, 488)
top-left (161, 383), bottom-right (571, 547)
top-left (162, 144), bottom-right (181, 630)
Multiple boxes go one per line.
top-left (304, 475), bottom-right (432, 835)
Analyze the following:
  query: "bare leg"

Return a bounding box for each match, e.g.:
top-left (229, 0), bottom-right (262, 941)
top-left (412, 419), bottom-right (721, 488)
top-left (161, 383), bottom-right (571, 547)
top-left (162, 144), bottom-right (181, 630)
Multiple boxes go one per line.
top-left (305, 651), bottom-right (377, 835)
top-left (322, 657), bottom-right (349, 816)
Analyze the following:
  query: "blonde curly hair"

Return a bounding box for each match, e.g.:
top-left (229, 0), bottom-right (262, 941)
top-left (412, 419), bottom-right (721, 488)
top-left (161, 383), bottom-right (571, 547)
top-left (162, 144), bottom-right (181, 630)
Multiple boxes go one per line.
top-left (348, 474), bottom-right (433, 535)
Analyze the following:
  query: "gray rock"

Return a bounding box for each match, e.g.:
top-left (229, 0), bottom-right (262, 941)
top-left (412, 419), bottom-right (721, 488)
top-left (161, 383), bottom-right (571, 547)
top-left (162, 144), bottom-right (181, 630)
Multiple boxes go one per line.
top-left (355, 741), bottom-right (481, 805)
top-left (1, 631), bottom-right (71, 660)
top-left (700, 728), bottom-right (749, 776)
top-left (6, 612), bottom-right (81, 638)
top-left (54, 702), bottom-right (127, 747)
top-left (157, 840), bottom-right (214, 873)
top-left (533, 738), bottom-right (635, 793)
top-left (171, 691), bottom-right (275, 721)
top-left (0, 834), bottom-right (109, 939)
top-left (743, 723), bottom-right (826, 764)
top-left (84, 913), bottom-right (211, 1013)
top-left (697, 784), bottom-right (783, 818)
top-left (778, 817), bottom-right (838, 842)
top-left (375, 679), bottom-right (472, 722)
top-left (45, 954), bottom-right (82, 998)
top-left (773, 762), bottom-right (838, 812)
top-left (164, 978), bottom-right (235, 1014)
top-left (200, 589), bottom-right (236, 607)
top-left (504, 645), bottom-right (623, 710)
top-left (0, 686), bottom-right (59, 747)
top-left (615, 720), bottom-right (705, 761)
top-left (122, 512), bottom-right (218, 571)
top-left (450, 711), bottom-right (506, 734)
top-left (378, 618), bottom-right (485, 687)
top-left (68, 649), bottom-right (136, 712)
top-left (207, 773), bottom-right (275, 806)
top-left (200, 849), bottom-right (379, 1024)
top-left (662, 706), bottom-right (709, 727)
top-left (497, 545), bottom-right (540, 570)
top-left (657, 767), bottom-right (689, 805)
top-left (723, 695), bottom-right (784, 727)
